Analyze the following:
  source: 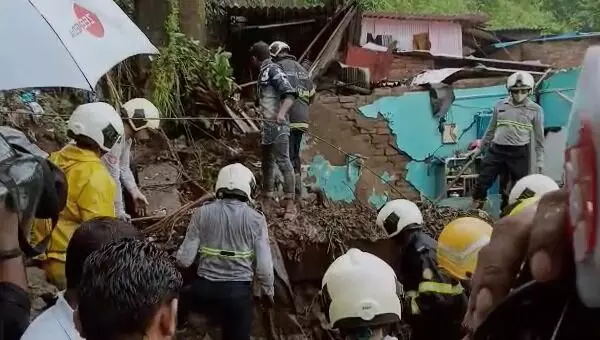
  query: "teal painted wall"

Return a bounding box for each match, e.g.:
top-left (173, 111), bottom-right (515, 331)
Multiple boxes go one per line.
top-left (359, 86), bottom-right (507, 199)
top-left (304, 68), bottom-right (580, 210)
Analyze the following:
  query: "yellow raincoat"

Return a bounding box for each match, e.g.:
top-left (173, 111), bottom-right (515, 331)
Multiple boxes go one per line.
top-left (32, 144), bottom-right (116, 287)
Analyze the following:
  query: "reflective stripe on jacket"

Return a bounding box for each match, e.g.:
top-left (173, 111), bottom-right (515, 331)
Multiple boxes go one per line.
top-left (175, 199), bottom-right (275, 296)
top-left (275, 55), bottom-right (315, 128)
top-left (393, 229), bottom-right (468, 318)
top-left (481, 98), bottom-right (544, 167)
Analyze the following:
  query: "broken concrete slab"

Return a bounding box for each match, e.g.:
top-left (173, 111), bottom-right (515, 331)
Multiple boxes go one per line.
top-left (138, 162), bottom-right (183, 216)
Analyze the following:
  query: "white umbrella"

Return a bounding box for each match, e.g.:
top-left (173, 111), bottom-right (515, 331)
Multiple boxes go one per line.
top-left (0, 0), bottom-right (159, 91)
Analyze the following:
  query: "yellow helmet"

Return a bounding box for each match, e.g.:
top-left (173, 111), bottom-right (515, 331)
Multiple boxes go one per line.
top-left (437, 217), bottom-right (493, 280)
top-left (508, 196), bottom-right (540, 216)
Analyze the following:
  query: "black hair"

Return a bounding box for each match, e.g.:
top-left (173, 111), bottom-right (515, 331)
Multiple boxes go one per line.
top-left (67, 131), bottom-right (101, 152)
top-left (65, 217), bottom-right (140, 290)
top-left (249, 41), bottom-right (271, 62)
top-left (77, 239), bottom-right (183, 340)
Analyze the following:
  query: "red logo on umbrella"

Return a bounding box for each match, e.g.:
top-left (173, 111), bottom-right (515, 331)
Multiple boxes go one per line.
top-left (70, 4), bottom-right (104, 38)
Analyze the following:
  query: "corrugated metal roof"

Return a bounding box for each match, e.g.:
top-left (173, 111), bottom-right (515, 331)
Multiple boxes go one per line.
top-left (393, 50), bottom-right (551, 71)
top-left (493, 31), bottom-right (600, 49)
top-left (362, 11), bottom-right (488, 25)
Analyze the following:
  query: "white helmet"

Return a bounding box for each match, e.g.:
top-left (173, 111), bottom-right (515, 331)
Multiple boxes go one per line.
top-left (321, 248), bottom-right (402, 329)
top-left (376, 199), bottom-right (423, 237)
top-left (215, 163), bottom-right (256, 200)
top-left (68, 102), bottom-right (124, 152)
top-left (269, 41), bottom-right (290, 58)
top-left (506, 71), bottom-right (535, 90)
top-left (121, 98), bottom-right (161, 131)
top-left (508, 174), bottom-right (559, 205)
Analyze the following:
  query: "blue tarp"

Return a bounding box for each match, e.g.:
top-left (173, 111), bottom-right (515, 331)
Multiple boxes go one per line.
top-left (493, 32), bottom-right (600, 49)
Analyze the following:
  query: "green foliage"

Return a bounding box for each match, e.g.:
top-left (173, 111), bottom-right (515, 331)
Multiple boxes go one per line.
top-left (542, 0), bottom-right (600, 31)
top-left (313, 0), bottom-right (599, 31)
top-left (481, 0), bottom-right (565, 31)
top-left (148, 0), bottom-right (235, 118)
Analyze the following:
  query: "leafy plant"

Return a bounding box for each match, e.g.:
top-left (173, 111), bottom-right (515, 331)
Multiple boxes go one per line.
top-left (148, 0), bottom-right (235, 118)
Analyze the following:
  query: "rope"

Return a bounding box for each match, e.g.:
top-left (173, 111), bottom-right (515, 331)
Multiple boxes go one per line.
top-left (5, 110), bottom-right (433, 202)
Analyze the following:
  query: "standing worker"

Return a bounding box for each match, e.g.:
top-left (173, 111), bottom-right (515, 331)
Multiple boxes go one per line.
top-left (376, 199), bottom-right (467, 340)
top-left (321, 248), bottom-right (402, 339)
top-left (32, 102), bottom-right (124, 289)
top-left (469, 71), bottom-right (545, 210)
top-left (103, 98), bottom-right (161, 221)
top-left (175, 163), bottom-right (274, 340)
top-left (269, 41), bottom-right (315, 200)
top-left (249, 41), bottom-right (298, 219)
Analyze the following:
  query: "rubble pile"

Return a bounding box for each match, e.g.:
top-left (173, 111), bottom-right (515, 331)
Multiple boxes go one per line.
top-left (268, 202), bottom-right (384, 261)
top-left (418, 201), bottom-right (494, 238)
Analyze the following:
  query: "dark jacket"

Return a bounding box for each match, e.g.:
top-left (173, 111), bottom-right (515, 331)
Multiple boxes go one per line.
top-left (256, 59), bottom-right (297, 145)
top-left (274, 54), bottom-right (315, 129)
top-left (393, 228), bottom-right (467, 340)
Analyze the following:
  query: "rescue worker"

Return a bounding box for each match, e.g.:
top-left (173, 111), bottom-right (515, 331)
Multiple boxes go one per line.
top-left (249, 41), bottom-right (297, 219)
top-left (269, 41), bottom-right (315, 199)
top-left (501, 173), bottom-right (559, 217)
top-left (469, 71), bottom-right (545, 210)
top-left (376, 199), bottom-right (467, 340)
top-left (321, 248), bottom-right (402, 339)
top-left (31, 102), bottom-right (124, 289)
top-left (103, 98), bottom-right (161, 221)
top-left (175, 163), bottom-right (274, 340)
top-left (436, 217), bottom-right (493, 294)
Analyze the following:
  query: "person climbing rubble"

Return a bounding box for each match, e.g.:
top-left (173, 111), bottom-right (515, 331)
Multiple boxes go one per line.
top-left (437, 217), bottom-right (493, 294)
top-left (31, 102), bottom-right (124, 289)
top-left (501, 173), bottom-right (559, 217)
top-left (376, 199), bottom-right (467, 340)
top-left (468, 71), bottom-right (545, 210)
top-left (269, 41), bottom-right (315, 200)
top-left (249, 41), bottom-right (298, 219)
top-left (175, 163), bottom-right (273, 340)
top-left (103, 98), bottom-right (161, 221)
top-left (320, 248), bottom-right (402, 340)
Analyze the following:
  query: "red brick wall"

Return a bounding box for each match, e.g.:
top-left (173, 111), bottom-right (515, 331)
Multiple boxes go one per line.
top-left (388, 55), bottom-right (434, 80)
top-left (488, 38), bottom-right (600, 68)
top-left (304, 91), bottom-right (420, 203)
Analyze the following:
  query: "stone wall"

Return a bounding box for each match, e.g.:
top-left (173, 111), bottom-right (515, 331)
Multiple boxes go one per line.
top-left (303, 90), bottom-right (420, 205)
top-left (488, 38), bottom-right (600, 68)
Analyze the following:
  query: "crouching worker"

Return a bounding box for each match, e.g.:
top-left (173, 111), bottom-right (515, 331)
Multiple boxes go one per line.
top-left (501, 173), bottom-right (559, 217)
top-left (376, 199), bottom-right (467, 340)
top-left (321, 248), bottom-right (402, 340)
top-left (436, 217), bottom-right (492, 295)
top-left (175, 163), bottom-right (274, 340)
top-left (31, 102), bottom-right (124, 289)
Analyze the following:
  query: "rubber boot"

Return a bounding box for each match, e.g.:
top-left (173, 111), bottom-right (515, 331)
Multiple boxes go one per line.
top-left (283, 198), bottom-right (297, 220)
top-left (262, 192), bottom-right (279, 212)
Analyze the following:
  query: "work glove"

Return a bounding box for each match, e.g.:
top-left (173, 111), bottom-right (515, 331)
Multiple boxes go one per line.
top-left (131, 190), bottom-right (148, 217)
